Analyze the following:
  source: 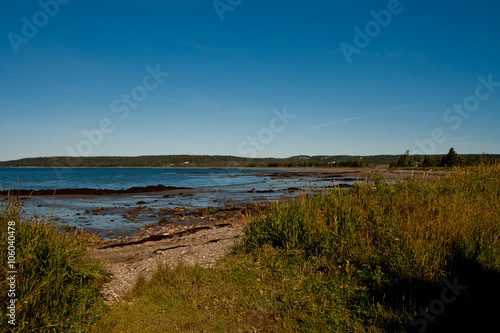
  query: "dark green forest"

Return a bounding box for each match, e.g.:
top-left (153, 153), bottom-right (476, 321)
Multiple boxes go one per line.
top-left (390, 148), bottom-right (499, 168)
top-left (0, 152), bottom-right (498, 168)
top-left (0, 155), bottom-right (371, 168)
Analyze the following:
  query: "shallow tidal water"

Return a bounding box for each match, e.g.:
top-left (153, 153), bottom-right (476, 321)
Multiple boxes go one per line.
top-left (1, 168), bottom-right (355, 239)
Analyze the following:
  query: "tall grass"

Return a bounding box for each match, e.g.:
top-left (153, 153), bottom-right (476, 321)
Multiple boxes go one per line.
top-left (0, 196), bottom-right (109, 332)
top-left (245, 165), bottom-right (499, 275)
top-left (241, 164), bottom-right (500, 329)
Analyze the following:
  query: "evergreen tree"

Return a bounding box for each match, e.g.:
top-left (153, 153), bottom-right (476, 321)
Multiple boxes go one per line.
top-left (395, 150), bottom-right (421, 167)
top-left (396, 150), bottom-right (411, 167)
top-left (440, 147), bottom-right (459, 167)
top-left (422, 155), bottom-right (437, 167)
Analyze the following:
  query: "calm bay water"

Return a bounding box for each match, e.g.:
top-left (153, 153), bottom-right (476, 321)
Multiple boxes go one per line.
top-left (0, 168), bottom-right (272, 191)
top-left (0, 167), bottom-right (352, 240)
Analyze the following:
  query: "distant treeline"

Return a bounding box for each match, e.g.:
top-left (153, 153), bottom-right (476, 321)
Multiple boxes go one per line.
top-left (1, 154), bottom-right (382, 168)
top-left (390, 148), bottom-right (500, 168)
top-left (1, 152), bottom-right (498, 169)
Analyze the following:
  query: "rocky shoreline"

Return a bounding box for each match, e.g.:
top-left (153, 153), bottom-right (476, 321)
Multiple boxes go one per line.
top-left (0, 184), bottom-right (192, 196)
top-left (88, 213), bottom-right (248, 303)
top-left (81, 168), bottom-right (449, 303)
top-left (6, 167), bottom-right (449, 304)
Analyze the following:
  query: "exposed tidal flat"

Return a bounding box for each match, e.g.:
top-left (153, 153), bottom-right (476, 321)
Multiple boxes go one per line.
top-left (0, 167), bottom-right (358, 240)
top-left (0, 167), bottom-right (444, 240)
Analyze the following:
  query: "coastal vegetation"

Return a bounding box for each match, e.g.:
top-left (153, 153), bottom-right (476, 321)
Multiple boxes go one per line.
top-left (0, 197), bottom-right (109, 332)
top-left (390, 147), bottom-right (499, 168)
top-left (94, 164), bottom-right (500, 332)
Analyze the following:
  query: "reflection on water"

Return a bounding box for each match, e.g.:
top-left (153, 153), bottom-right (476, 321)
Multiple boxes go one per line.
top-left (17, 176), bottom-right (356, 240)
top-left (0, 167), bottom-right (275, 191)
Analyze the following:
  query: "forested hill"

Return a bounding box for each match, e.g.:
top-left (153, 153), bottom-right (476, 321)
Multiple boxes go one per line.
top-left (1, 154), bottom-right (498, 168)
top-left (0, 154), bottom-right (387, 168)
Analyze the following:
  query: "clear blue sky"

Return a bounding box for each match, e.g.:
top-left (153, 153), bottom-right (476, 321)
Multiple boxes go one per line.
top-left (1, 0), bottom-right (499, 161)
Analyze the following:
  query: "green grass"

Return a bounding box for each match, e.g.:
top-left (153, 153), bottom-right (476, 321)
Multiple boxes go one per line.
top-left (93, 250), bottom-right (391, 332)
top-left (247, 164), bottom-right (500, 276)
top-left (244, 165), bottom-right (499, 326)
top-left (0, 196), bottom-right (109, 332)
top-left (93, 258), bottom-right (276, 332)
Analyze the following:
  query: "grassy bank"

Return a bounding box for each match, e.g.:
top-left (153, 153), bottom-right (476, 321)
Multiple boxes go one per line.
top-left (240, 165), bottom-right (500, 331)
top-left (94, 165), bottom-right (500, 332)
top-left (0, 197), bottom-right (109, 332)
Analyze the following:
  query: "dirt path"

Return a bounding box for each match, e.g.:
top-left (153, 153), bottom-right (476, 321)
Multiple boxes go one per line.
top-left (89, 216), bottom-right (245, 304)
